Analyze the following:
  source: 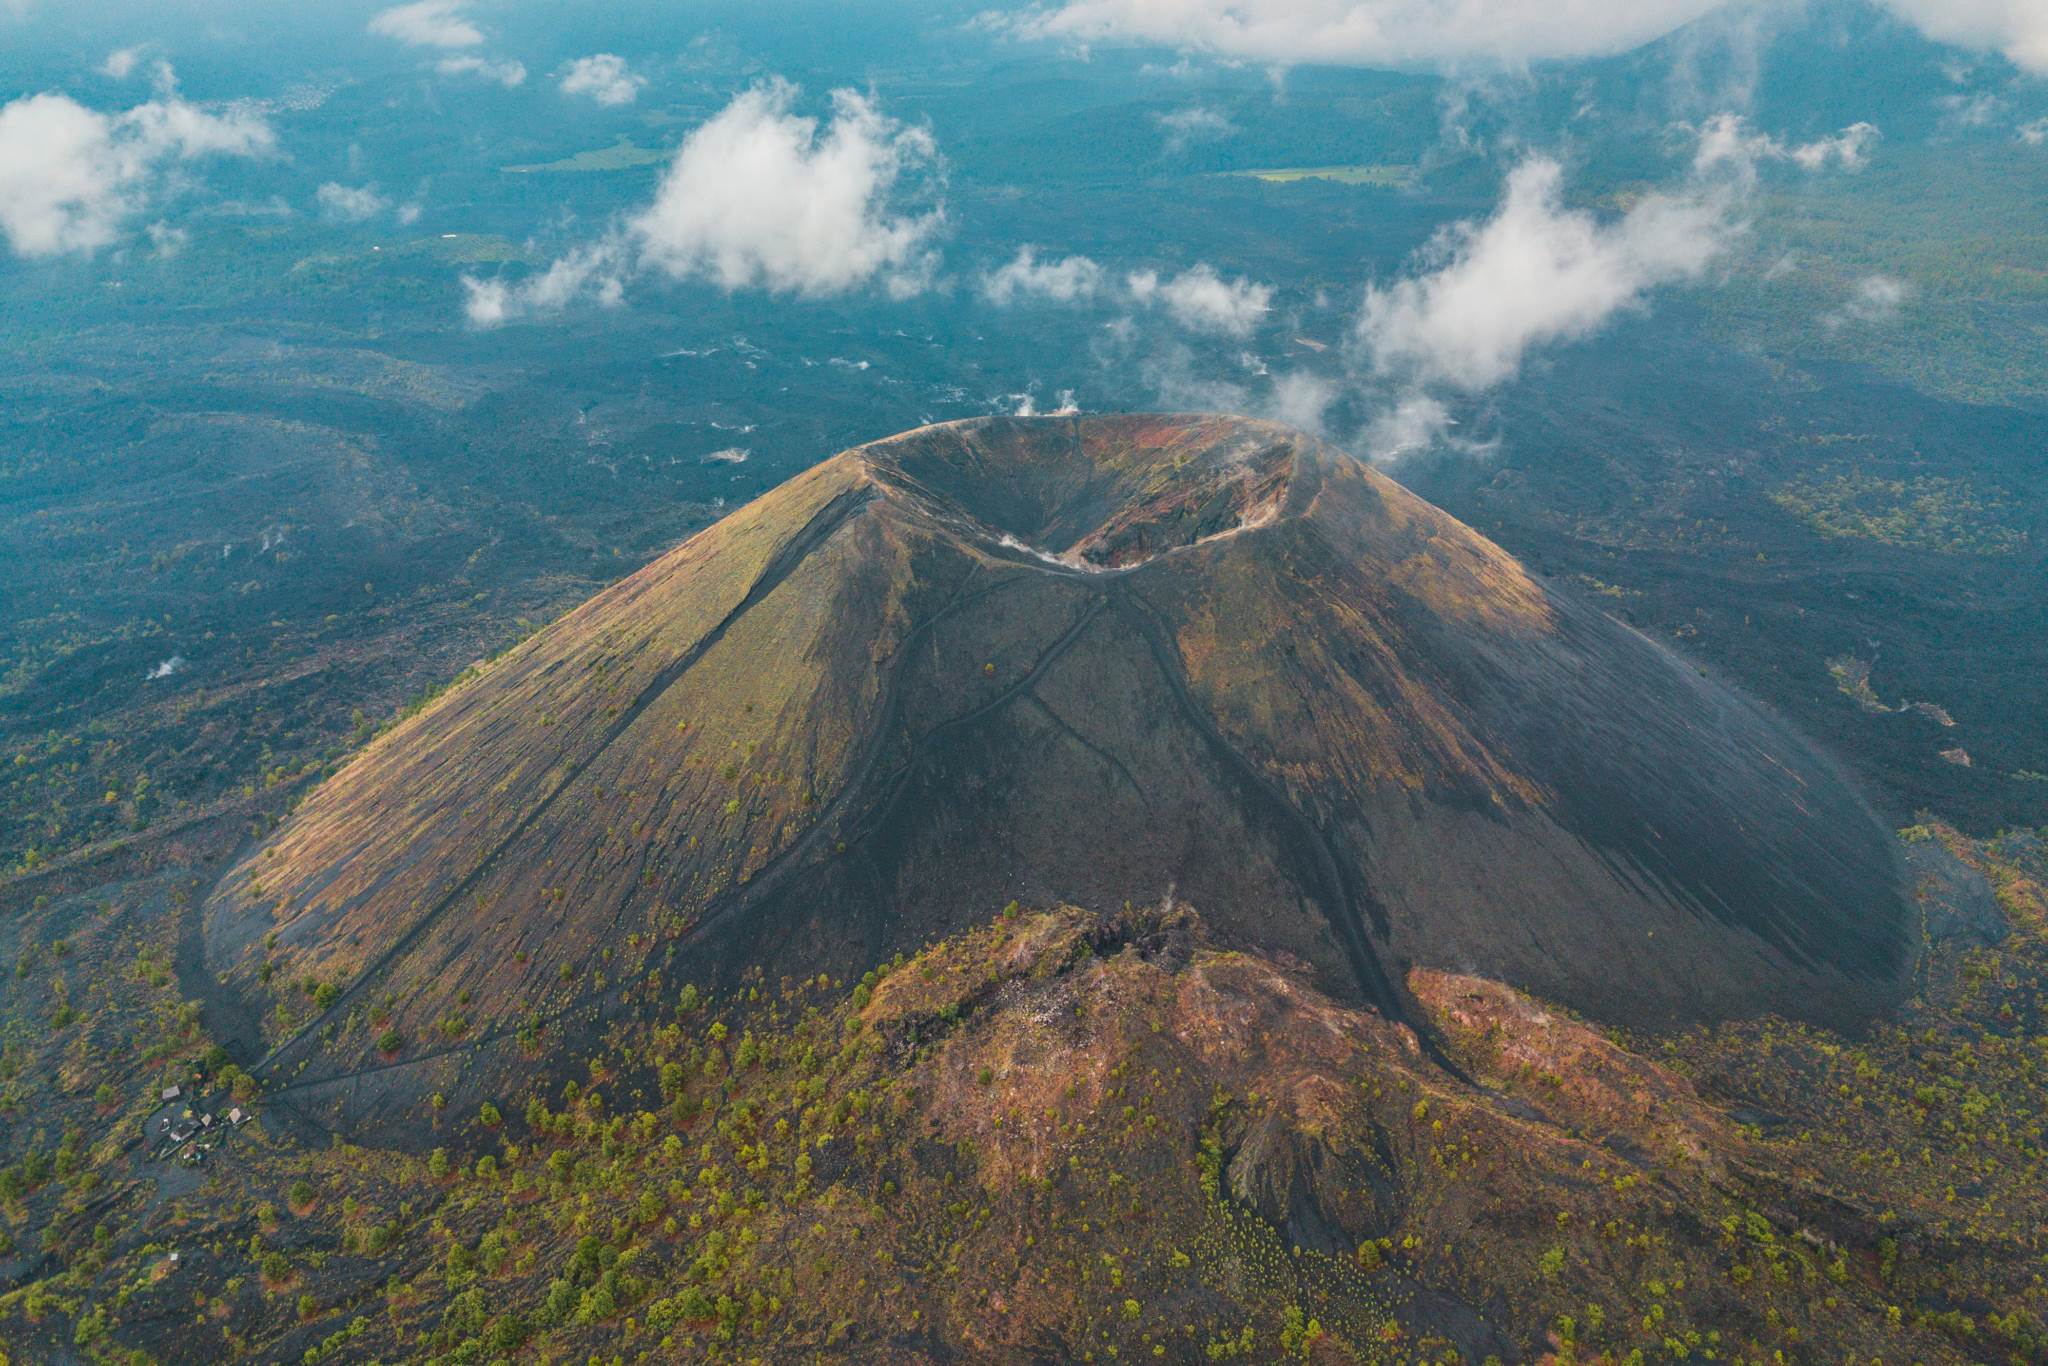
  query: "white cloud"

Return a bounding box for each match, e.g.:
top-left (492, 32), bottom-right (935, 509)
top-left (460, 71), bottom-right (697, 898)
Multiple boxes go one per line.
top-left (436, 54), bottom-right (527, 87)
top-left (1347, 112), bottom-right (1887, 458)
top-left (368, 0), bottom-right (482, 49)
top-left (0, 80), bottom-right (274, 258)
top-left (2020, 118), bottom-right (2048, 145)
top-left (101, 46), bottom-right (145, 80)
top-left (1265, 370), bottom-right (1339, 435)
top-left (1693, 114), bottom-right (1879, 175)
top-left (462, 241), bottom-right (625, 326)
top-left (465, 81), bottom-right (947, 326)
top-left (980, 251), bottom-right (1268, 330)
top-left (1155, 105), bottom-right (1235, 151)
top-left (1828, 273), bottom-right (1909, 328)
top-left (1364, 391), bottom-right (1454, 458)
top-left (372, 0), bottom-right (526, 87)
top-left (1786, 124), bottom-right (1880, 170)
top-left (980, 245), bottom-right (1105, 303)
top-left (1005, 0), bottom-right (2048, 76)
top-left (1128, 263), bottom-right (1272, 335)
top-left (630, 80), bottom-right (942, 298)
top-left (208, 195), bottom-right (295, 220)
top-left (459, 278), bottom-right (510, 326)
top-left (1358, 157), bottom-right (1734, 393)
top-left (316, 182), bottom-right (389, 222)
top-left (145, 220), bottom-right (188, 257)
top-left (560, 54), bottom-right (645, 106)
top-left (1005, 0), bottom-right (1727, 69)
top-left (1875, 0), bottom-right (2048, 77)
top-left (1936, 92), bottom-right (2003, 129)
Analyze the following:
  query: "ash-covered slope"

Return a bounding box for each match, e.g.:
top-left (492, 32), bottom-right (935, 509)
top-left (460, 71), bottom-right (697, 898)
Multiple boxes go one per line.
top-left (204, 414), bottom-right (1913, 1127)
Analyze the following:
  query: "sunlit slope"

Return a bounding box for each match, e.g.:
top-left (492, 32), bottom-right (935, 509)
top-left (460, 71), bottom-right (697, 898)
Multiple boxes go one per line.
top-left (205, 414), bottom-right (1913, 1126)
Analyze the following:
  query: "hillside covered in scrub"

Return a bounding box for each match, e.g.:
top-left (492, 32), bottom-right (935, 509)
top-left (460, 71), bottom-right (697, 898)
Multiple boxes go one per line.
top-left (1, 822), bottom-right (2041, 1361)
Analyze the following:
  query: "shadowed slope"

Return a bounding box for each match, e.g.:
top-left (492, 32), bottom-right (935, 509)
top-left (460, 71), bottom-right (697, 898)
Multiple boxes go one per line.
top-left (202, 414), bottom-right (1914, 1134)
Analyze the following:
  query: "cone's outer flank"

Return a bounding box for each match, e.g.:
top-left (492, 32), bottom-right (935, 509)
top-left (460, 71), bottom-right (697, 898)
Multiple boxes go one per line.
top-left (205, 415), bottom-right (1914, 1135)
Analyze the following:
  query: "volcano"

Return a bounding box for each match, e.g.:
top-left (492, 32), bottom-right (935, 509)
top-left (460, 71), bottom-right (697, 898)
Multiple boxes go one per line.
top-left (204, 414), bottom-right (1913, 1129)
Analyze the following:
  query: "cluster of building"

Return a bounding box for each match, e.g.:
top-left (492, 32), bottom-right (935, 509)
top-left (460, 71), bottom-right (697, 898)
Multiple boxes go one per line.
top-left (148, 1084), bottom-right (252, 1165)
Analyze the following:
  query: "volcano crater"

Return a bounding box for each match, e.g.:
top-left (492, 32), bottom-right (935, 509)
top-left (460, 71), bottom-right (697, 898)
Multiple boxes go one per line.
top-left (201, 414), bottom-right (1915, 1139)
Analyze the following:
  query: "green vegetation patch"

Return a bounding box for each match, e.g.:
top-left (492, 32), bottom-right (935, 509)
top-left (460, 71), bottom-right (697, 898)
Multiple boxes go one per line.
top-left (1220, 164), bottom-right (1416, 187)
top-left (1772, 468), bottom-right (2027, 555)
top-left (1699, 148), bottom-right (2048, 405)
top-left (502, 137), bottom-right (672, 175)
top-left (412, 234), bottom-right (529, 265)
top-left (12, 858), bottom-right (2048, 1362)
